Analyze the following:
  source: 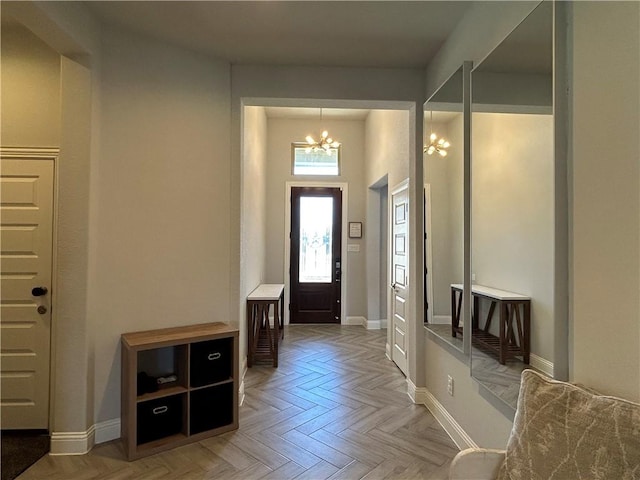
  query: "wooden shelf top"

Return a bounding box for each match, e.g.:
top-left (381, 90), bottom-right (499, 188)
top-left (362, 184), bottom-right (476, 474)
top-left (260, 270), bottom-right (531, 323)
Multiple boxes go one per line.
top-left (247, 284), bottom-right (284, 301)
top-left (122, 322), bottom-right (238, 349)
top-left (136, 385), bottom-right (188, 403)
top-left (451, 284), bottom-right (530, 301)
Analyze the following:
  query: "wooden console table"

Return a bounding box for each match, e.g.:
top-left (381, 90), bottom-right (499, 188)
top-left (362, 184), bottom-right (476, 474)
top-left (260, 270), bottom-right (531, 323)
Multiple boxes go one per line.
top-left (247, 284), bottom-right (284, 367)
top-left (451, 284), bottom-right (530, 365)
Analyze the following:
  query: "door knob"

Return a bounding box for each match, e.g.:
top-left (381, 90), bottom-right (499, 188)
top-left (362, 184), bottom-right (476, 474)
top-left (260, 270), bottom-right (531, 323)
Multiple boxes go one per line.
top-left (32, 287), bottom-right (48, 297)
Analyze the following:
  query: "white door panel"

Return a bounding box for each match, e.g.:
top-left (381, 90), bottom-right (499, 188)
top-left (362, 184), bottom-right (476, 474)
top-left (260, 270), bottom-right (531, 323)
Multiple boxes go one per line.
top-left (1, 158), bottom-right (54, 429)
top-left (391, 181), bottom-right (409, 376)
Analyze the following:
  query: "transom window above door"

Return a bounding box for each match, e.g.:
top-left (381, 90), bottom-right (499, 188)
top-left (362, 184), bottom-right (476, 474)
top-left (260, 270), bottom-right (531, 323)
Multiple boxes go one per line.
top-left (291, 143), bottom-right (341, 176)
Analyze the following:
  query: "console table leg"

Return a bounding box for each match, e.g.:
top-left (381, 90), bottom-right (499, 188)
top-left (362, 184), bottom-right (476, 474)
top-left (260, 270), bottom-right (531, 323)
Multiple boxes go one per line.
top-left (499, 302), bottom-right (507, 365)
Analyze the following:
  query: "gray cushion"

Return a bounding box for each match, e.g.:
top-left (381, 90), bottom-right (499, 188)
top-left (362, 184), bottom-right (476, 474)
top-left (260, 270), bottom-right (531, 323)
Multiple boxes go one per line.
top-left (497, 369), bottom-right (640, 480)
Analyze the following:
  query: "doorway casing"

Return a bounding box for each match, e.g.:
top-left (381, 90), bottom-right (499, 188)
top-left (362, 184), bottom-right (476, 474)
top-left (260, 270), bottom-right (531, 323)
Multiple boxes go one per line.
top-left (284, 181), bottom-right (349, 325)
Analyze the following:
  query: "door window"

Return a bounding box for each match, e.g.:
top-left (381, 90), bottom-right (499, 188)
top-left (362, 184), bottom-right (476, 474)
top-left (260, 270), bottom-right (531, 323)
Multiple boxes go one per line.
top-left (299, 196), bottom-right (333, 283)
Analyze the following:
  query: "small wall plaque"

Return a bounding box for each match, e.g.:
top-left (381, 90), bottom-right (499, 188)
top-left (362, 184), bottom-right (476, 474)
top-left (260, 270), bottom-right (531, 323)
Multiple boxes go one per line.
top-left (349, 222), bottom-right (362, 238)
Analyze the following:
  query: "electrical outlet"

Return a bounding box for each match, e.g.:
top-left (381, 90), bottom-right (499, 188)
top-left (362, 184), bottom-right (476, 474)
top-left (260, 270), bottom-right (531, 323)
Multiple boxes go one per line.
top-left (447, 375), bottom-right (454, 396)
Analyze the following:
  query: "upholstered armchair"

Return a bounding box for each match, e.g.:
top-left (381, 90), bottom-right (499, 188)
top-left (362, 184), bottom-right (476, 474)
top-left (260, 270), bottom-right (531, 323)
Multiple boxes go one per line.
top-left (449, 370), bottom-right (640, 480)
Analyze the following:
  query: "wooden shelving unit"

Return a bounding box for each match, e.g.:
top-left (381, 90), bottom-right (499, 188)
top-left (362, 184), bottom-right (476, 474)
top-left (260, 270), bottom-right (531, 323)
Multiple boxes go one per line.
top-left (121, 322), bottom-right (238, 460)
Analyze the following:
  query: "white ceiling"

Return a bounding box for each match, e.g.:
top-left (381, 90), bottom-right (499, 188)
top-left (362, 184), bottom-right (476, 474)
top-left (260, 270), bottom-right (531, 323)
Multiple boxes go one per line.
top-left (84, 1), bottom-right (475, 68)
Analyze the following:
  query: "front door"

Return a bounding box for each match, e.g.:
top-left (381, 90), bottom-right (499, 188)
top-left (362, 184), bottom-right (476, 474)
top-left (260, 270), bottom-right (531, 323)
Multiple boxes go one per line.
top-left (391, 181), bottom-right (409, 375)
top-left (1, 158), bottom-right (54, 429)
top-left (290, 187), bottom-right (342, 324)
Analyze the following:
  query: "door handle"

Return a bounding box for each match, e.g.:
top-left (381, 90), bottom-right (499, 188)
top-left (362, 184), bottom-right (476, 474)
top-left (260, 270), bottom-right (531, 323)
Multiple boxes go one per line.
top-left (32, 286), bottom-right (48, 297)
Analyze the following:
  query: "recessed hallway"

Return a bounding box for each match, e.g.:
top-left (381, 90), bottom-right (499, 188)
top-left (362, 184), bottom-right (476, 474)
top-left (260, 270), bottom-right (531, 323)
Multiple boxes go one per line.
top-left (18, 325), bottom-right (458, 479)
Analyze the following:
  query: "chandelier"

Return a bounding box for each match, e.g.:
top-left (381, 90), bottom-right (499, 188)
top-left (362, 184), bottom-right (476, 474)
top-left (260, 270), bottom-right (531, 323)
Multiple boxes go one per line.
top-left (424, 111), bottom-right (450, 157)
top-left (305, 108), bottom-right (340, 155)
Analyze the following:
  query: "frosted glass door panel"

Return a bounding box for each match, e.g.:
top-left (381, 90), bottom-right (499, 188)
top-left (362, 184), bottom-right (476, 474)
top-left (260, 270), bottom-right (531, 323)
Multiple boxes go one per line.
top-left (299, 197), bottom-right (333, 283)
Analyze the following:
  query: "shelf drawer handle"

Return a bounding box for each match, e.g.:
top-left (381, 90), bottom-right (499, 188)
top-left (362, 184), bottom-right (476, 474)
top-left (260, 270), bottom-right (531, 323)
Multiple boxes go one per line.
top-left (152, 406), bottom-right (168, 415)
top-left (207, 352), bottom-right (222, 361)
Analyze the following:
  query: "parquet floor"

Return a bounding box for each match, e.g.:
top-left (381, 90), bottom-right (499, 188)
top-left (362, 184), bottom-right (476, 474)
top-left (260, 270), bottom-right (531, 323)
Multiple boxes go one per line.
top-left (18, 325), bottom-right (459, 479)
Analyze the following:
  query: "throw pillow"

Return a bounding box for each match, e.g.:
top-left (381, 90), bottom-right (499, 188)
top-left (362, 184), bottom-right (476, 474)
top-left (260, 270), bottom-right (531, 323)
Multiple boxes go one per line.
top-left (497, 369), bottom-right (640, 480)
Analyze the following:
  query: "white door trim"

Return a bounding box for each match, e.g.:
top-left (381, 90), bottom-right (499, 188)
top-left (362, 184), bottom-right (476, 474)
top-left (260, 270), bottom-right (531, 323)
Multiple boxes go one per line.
top-left (0, 146), bottom-right (59, 432)
top-left (424, 184), bottom-right (434, 326)
top-left (284, 181), bottom-right (348, 325)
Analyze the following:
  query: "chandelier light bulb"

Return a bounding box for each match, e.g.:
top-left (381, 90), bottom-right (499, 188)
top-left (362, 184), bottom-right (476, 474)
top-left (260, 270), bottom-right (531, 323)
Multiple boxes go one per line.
top-left (424, 110), bottom-right (451, 156)
top-left (300, 108), bottom-right (340, 154)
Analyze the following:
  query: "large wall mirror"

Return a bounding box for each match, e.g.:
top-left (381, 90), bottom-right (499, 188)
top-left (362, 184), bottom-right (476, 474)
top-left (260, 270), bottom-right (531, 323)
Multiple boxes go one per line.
top-left (470, 1), bottom-right (556, 409)
top-left (424, 62), bottom-right (471, 356)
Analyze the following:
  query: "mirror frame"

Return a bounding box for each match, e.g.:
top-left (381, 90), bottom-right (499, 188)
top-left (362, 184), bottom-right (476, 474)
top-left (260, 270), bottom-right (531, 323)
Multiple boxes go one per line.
top-left (467, 0), bottom-right (569, 409)
top-left (423, 60), bottom-right (473, 357)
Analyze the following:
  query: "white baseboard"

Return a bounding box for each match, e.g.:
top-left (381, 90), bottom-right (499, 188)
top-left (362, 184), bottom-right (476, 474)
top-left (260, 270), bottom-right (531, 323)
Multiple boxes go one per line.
top-left (530, 354), bottom-right (554, 377)
top-left (51, 418), bottom-right (122, 455)
top-left (406, 379), bottom-right (429, 404)
top-left (50, 427), bottom-right (95, 455)
top-left (345, 316), bottom-right (381, 330)
top-left (422, 389), bottom-right (478, 450)
top-left (380, 318), bottom-right (388, 329)
top-left (345, 316), bottom-right (366, 326)
top-left (431, 315), bottom-right (451, 325)
top-left (385, 342), bottom-right (391, 360)
top-left (239, 357), bottom-right (248, 406)
top-left (366, 320), bottom-right (381, 330)
top-left (95, 419), bottom-right (121, 445)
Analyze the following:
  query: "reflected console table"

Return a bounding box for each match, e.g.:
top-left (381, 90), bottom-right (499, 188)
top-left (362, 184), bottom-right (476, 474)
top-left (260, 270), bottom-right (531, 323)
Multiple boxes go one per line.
top-left (451, 284), bottom-right (530, 365)
top-left (247, 284), bottom-right (284, 368)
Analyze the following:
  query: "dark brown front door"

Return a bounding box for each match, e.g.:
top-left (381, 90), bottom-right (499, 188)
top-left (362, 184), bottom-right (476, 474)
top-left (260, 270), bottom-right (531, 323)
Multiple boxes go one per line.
top-left (290, 187), bottom-right (342, 324)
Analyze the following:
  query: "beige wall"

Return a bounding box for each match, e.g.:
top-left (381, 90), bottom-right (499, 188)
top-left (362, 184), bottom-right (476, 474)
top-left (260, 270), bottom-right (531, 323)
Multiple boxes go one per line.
top-left (91, 27), bottom-right (232, 423)
top-left (570, 1), bottom-right (640, 401)
top-left (265, 117), bottom-right (367, 318)
top-left (55, 56), bottom-right (94, 433)
top-left (1, 24), bottom-right (60, 146)
top-left (472, 112), bottom-right (554, 362)
top-left (365, 110), bottom-right (410, 191)
top-left (364, 110), bottom-right (411, 346)
top-left (240, 106), bottom-right (268, 365)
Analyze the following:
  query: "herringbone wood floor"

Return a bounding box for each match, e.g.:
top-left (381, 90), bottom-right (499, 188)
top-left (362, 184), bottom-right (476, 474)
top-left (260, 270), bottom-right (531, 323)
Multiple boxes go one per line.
top-left (19, 325), bottom-right (458, 479)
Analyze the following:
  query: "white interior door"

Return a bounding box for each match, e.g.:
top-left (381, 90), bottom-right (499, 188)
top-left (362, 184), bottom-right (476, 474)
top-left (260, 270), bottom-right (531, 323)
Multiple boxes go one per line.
top-left (391, 180), bottom-right (409, 376)
top-left (1, 158), bottom-right (54, 429)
